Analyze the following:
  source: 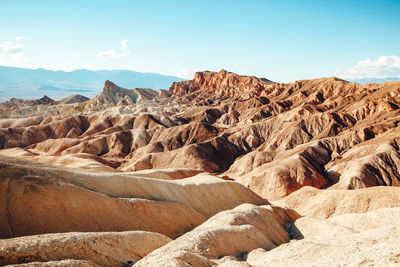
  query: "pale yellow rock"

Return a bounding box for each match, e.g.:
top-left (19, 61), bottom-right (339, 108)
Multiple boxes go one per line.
top-left (0, 158), bottom-right (206, 238)
top-left (134, 203), bottom-right (299, 267)
top-left (329, 207), bottom-right (400, 231)
top-left (124, 168), bottom-right (203, 180)
top-left (274, 186), bottom-right (400, 219)
top-left (0, 231), bottom-right (171, 266)
top-left (246, 207), bottom-right (400, 267)
top-left (5, 259), bottom-right (99, 267)
top-left (0, 148), bottom-right (119, 172)
top-left (289, 216), bottom-right (355, 239)
top-left (0, 155), bottom-right (267, 220)
top-left (216, 258), bottom-right (251, 267)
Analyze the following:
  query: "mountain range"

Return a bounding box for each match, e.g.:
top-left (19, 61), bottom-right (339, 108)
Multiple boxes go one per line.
top-left (0, 65), bottom-right (183, 101)
top-left (348, 77), bottom-right (400, 84)
top-left (1, 65), bottom-right (399, 102)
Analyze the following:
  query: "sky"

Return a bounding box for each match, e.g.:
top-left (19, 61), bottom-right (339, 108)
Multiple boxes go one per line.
top-left (0, 0), bottom-right (399, 82)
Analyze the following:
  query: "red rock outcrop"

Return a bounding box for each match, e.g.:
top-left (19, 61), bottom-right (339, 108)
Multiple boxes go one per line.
top-left (170, 69), bottom-right (275, 98)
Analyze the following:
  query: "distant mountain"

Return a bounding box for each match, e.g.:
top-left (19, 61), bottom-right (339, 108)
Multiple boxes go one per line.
top-left (0, 95), bottom-right (54, 109)
top-left (0, 66), bottom-right (183, 101)
top-left (60, 94), bottom-right (90, 104)
top-left (38, 85), bottom-right (94, 92)
top-left (348, 77), bottom-right (400, 84)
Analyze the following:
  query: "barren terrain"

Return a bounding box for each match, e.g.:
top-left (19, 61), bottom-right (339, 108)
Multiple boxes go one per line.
top-left (1, 70), bottom-right (400, 266)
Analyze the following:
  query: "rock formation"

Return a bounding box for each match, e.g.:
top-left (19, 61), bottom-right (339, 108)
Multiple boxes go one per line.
top-left (0, 95), bottom-right (54, 109)
top-left (1, 70), bottom-right (400, 265)
top-left (0, 155), bottom-right (268, 239)
top-left (169, 69), bottom-right (274, 98)
top-left (60, 94), bottom-right (89, 104)
top-left (0, 231), bottom-right (171, 266)
top-left (245, 207), bottom-right (400, 266)
top-left (134, 204), bottom-right (299, 266)
top-left (2, 73), bottom-right (400, 200)
top-left (274, 185), bottom-right (400, 219)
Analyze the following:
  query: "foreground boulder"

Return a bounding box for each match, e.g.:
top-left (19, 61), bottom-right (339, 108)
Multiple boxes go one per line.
top-left (0, 155), bottom-right (267, 238)
top-left (0, 231), bottom-right (170, 266)
top-left (134, 203), bottom-right (299, 266)
top-left (0, 174), bottom-right (205, 239)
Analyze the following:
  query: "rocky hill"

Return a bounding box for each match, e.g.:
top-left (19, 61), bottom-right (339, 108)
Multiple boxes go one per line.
top-left (1, 70), bottom-right (400, 266)
top-left (60, 94), bottom-right (90, 104)
top-left (0, 95), bottom-right (54, 109)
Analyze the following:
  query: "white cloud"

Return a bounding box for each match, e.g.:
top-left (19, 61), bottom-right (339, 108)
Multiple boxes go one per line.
top-left (0, 41), bottom-right (22, 54)
top-left (120, 40), bottom-right (130, 57)
top-left (73, 53), bottom-right (83, 57)
top-left (96, 49), bottom-right (117, 59)
top-left (0, 39), bottom-right (28, 66)
top-left (177, 67), bottom-right (202, 79)
top-left (15, 36), bottom-right (25, 41)
top-left (338, 55), bottom-right (400, 79)
top-left (121, 40), bottom-right (128, 50)
top-left (96, 40), bottom-right (131, 59)
top-left (237, 69), bottom-right (252, 76)
top-left (10, 51), bottom-right (26, 63)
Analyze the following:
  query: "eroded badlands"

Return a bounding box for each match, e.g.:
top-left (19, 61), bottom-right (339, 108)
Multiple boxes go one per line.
top-left (1, 70), bottom-right (400, 266)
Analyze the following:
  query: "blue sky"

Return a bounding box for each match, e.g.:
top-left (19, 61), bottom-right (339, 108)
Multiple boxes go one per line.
top-left (0, 0), bottom-right (399, 82)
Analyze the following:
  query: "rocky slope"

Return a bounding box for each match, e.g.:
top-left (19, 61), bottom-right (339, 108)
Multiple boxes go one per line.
top-left (2, 70), bottom-right (400, 198)
top-left (60, 94), bottom-right (89, 104)
top-left (0, 231), bottom-right (171, 266)
top-left (134, 203), bottom-right (299, 266)
top-left (1, 70), bottom-right (400, 266)
top-left (0, 155), bottom-right (267, 239)
top-left (245, 207), bottom-right (400, 266)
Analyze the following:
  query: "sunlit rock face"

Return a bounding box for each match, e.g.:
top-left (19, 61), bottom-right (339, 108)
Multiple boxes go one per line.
top-left (1, 71), bottom-right (400, 266)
